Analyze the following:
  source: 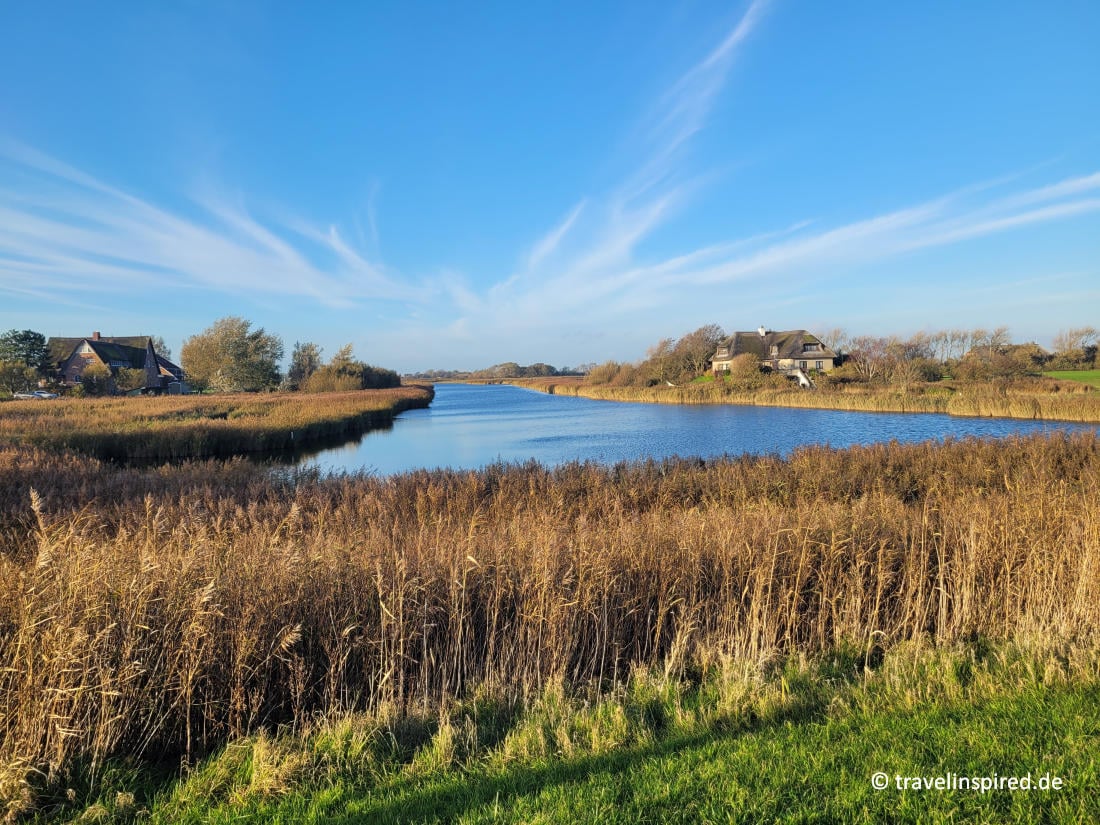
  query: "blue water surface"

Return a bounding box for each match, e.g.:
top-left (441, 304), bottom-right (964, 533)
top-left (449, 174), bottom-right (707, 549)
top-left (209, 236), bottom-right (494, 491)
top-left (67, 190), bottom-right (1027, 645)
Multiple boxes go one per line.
top-left (293, 384), bottom-right (1098, 476)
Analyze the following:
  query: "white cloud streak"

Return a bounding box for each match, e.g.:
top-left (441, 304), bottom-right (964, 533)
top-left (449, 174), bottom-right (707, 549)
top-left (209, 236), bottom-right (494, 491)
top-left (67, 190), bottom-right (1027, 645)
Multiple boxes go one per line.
top-left (433, 0), bottom-right (1099, 351)
top-left (2, 0), bottom-right (1097, 370)
top-left (0, 140), bottom-right (424, 307)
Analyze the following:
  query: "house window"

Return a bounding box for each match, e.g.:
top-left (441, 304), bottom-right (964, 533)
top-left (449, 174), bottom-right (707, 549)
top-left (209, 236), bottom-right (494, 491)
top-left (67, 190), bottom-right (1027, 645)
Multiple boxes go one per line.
top-left (816, 361), bottom-right (823, 371)
top-left (800, 361), bottom-right (807, 370)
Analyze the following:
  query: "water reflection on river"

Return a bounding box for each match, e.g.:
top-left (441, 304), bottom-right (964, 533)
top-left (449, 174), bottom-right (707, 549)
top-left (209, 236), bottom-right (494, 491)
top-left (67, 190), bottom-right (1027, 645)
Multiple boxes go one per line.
top-left (282, 384), bottom-right (1099, 477)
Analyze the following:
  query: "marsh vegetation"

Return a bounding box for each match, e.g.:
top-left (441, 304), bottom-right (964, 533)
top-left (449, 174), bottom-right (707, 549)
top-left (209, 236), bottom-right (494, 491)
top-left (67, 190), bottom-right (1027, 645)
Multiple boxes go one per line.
top-left (1, 431), bottom-right (1097, 818)
top-left (0, 386), bottom-right (432, 461)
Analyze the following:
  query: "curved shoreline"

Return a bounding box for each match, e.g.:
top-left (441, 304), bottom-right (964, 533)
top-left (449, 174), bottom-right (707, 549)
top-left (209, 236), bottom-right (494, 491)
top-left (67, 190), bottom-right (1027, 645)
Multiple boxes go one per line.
top-left (0, 384), bottom-right (435, 461)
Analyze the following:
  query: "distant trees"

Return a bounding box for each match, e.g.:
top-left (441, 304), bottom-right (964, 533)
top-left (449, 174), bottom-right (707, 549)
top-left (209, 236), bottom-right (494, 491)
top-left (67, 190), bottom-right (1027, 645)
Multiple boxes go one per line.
top-left (0, 329), bottom-right (50, 396)
top-left (586, 324), bottom-right (727, 387)
top-left (181, 317), bottom-right (284, 392)
top-left (672, 324), bottom-right (726, 379)
top-left (817, 327), bottom-right (850, 357)
top-left (285, 341), bottom-right (324, 391)
top-left (0, 329), bottom-right (50, 375)
top-left (1051, 326), bottom-right (1097, 369)
top-left (0, 361), bottom-right (38, 395)
top-left (114, 368), bottom-right (148, 393)
top-left (80, 363), bottom-right (113, 397)
top-left (301, 344), bottom-right (400, 393)
top-left (839, 327), bottom-right (1037, 384)
top-left (845, 336), bottom-right (892, 383)
top-left (149, 335), bottom-right (172, 361)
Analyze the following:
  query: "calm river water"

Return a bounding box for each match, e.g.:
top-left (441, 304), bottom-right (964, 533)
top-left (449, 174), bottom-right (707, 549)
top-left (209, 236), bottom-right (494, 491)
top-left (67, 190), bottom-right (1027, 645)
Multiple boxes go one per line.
top-left (290, 384), bottom-right (1099, 476)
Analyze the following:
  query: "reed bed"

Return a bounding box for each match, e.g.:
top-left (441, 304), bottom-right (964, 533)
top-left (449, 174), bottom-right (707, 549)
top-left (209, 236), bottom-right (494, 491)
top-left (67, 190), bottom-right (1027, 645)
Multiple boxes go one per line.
top-left (0, 386), bottom-right (433, 460)
top-left (508, 377), bottom-right (1100, 422)
top-left (1, 431), bottom-right (1098, 802)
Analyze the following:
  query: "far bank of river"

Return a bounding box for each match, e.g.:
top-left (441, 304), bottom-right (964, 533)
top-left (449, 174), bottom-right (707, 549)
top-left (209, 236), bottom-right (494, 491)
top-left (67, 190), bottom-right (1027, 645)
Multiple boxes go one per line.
top-left (500, 376), bottom-right (1100, 423)
top-left (294, 383), bottom-right (1100, 476)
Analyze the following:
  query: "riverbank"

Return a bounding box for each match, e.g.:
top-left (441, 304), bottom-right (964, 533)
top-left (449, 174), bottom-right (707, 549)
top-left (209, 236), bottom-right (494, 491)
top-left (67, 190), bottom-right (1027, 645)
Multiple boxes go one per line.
top-left (2, 432), bottom-right (1097, 819)
top-left (31, 643), bottom-right (1099, 823)
top-left (505, 376), bottom-right (1100, 422)
top-left (0, 384), bottom-right (434, 461)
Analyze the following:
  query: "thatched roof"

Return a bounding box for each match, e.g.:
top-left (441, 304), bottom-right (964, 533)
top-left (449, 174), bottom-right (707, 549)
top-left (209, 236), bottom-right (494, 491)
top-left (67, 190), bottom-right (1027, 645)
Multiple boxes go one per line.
top-left (713, 329), bottom-right (837, 363)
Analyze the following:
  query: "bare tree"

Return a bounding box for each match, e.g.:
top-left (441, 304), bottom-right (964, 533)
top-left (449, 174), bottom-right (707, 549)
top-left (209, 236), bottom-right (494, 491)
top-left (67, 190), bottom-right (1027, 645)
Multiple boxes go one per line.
top-left (989, 326), bottom-right (1012, 355)
top-left (968, 327), bottom-right (1011, 359)
top-left (945, 329), bottom-right (970, 362)
top-left (818, 327), bottom-right (849, 356)
top-left (969, 328), bottom-right (989, 356)
top-left (1052, 326), bottom-right (1098, 354)
top-left (645, 338), bottom-right (677, 384)
top-left (847, 336), bottom-right (891, 382)
top-left (671, 324), bottom-right (726, 378)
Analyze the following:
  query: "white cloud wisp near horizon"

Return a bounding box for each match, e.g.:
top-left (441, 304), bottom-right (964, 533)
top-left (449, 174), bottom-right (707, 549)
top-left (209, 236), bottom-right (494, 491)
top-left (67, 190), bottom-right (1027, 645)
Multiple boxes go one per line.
top-left (0, 139), bottom-right (423, 308)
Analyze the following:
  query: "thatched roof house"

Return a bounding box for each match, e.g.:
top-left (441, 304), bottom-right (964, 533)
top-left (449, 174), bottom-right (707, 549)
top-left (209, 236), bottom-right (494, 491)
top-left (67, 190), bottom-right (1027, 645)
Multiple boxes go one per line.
top-left (711, 327), bottom-right (837, 375)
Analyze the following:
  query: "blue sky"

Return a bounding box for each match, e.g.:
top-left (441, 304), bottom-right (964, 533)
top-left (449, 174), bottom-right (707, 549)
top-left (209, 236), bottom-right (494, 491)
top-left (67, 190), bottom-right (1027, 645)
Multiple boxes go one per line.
top-left (1, 1), bottom-right (1098, 372)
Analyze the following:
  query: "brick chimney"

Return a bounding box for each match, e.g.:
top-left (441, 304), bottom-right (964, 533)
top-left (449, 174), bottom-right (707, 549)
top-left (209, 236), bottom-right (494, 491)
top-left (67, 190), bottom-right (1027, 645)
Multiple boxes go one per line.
top-left (92, 331), bottom-right (101, 341)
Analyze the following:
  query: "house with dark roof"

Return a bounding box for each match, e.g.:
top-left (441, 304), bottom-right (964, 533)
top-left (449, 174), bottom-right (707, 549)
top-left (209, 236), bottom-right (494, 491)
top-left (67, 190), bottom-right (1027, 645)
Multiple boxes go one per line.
top-left (48, 332), bottom-right (186, 393)
top-left (711, 327), bottom-right (837, 378)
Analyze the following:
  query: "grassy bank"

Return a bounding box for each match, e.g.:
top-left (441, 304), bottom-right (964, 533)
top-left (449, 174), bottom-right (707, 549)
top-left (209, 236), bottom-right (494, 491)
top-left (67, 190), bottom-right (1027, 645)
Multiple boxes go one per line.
top-left (32, 642), bottom-right (1100, 823)
top-left (0, 385), bottom-right (433, 460)
top-left (2, 432), bottom-right (1098, 817)
top-left (506, 376), bottom-right (1100, 422)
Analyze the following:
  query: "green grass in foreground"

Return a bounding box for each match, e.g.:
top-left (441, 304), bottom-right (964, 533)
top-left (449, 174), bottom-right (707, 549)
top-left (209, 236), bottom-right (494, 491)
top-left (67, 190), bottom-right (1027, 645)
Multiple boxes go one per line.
top-left (43, 643), bottom-right (1100, 824)
top-left (1044, 369), bottom-right (1100, 389)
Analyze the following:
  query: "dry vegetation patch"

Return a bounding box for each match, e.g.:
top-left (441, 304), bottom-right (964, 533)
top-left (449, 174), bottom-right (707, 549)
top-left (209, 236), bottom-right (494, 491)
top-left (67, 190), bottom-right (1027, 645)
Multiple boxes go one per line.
top-left (508, 376), bottom-right (1100, 421)
top-left (0, 386), bottom-right (433, 460)
top-left (1, 431), bottom-right (1098, 812)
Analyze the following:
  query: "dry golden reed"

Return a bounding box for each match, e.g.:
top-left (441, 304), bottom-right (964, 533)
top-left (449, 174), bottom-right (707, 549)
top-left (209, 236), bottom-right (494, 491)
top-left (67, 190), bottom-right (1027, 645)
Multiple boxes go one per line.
top-left (1, 432), bottom-right (1098, 785)
top-left (507, 377), bottom-right (1100, 422)
top-left (0, 386), bottom-right (432, 460)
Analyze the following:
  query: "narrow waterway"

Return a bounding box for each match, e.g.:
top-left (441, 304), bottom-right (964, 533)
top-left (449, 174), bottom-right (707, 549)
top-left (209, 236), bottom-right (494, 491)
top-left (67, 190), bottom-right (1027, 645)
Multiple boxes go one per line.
top-left (283, 384), bottom-right (1098, 476)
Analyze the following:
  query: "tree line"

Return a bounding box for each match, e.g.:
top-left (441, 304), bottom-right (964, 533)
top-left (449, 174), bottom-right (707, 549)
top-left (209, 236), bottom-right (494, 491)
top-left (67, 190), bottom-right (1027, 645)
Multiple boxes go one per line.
top-left (180, 316), bottom-right (399, 393)
top-left (406, 362), bottom-right (582, 381)
top-left (582, 324), bottom-right (1098, 389)
top-left (0, 318), bottom-right (399, 397)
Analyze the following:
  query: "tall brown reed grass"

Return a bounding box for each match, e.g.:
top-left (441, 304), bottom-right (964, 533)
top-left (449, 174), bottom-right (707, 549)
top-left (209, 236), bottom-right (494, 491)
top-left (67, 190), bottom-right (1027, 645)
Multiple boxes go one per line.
top-left (508, 377), bottom-right (1100, 422)
top-left (0, 386), bottom-right (432, 460)
top-left (1, 432), bottom-right (1098, 792)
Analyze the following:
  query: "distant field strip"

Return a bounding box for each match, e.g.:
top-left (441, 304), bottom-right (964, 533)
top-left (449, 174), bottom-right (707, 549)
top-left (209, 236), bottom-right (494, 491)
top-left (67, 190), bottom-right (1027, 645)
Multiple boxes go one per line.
top-left (1043, 369), bottom-right (1100, 389)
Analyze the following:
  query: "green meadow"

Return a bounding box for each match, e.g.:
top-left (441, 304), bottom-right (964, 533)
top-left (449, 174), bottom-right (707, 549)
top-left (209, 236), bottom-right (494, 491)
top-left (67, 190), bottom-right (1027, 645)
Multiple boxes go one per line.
top-left (1043, 369), bottom-right (1100, 389)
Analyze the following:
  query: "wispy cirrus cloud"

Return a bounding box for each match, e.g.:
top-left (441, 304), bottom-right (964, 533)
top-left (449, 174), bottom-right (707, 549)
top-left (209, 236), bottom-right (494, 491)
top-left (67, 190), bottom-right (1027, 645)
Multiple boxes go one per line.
top-left (475, 0), bottom-right (775, 332)
top-left (441, 0), bottom-right (1099, 343)
top-left (3, 0), bottom-right (1097, 370)
top-left (0, 138), bottom-right (424, 307)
